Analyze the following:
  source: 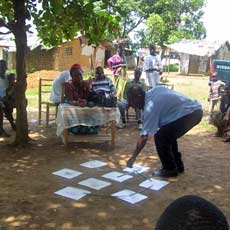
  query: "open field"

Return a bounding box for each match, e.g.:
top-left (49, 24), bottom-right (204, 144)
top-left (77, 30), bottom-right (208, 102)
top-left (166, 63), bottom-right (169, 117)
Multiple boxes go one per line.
top-left (0, 71), bottom-right (229, 230)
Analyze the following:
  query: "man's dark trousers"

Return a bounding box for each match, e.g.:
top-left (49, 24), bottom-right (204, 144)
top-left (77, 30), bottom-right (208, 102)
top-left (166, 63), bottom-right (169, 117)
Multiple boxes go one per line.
top-left (154, 109), bottom-right (203, 171)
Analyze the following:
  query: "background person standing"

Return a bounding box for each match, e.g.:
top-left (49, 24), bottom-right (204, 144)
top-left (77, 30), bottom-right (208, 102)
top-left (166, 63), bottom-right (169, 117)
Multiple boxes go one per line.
top-left (107, 45), bottom-right (126, 82)
top-left (143, 44), bottom-right (163, 88)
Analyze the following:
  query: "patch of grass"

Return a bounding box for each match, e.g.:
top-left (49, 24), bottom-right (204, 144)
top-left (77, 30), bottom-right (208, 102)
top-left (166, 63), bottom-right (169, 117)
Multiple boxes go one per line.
top-left (26, 88), bottom-right (38, 96)
top-left (177, 81), bottom-right (193, 86)
top-left (198, 119), bottom-right (216, 132)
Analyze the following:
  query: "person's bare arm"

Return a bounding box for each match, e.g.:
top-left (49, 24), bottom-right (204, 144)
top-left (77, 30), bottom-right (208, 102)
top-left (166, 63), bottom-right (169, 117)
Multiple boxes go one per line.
top-left (127, 135), bottom-right (148, 168)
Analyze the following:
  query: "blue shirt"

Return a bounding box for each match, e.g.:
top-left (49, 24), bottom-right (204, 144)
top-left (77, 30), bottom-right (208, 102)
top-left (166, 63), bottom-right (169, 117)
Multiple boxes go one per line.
top-left (141, 86), bottom-right (202, 135)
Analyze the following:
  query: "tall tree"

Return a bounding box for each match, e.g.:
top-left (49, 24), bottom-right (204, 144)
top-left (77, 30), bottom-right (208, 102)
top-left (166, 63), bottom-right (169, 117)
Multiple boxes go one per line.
top-left (0, 0), bottom-right (28, 145)
top-left (144, 0), bottom-right (207, 47)
top-left (0, 0), bottom-right (120, 146)
top-left (104, 0), bottom-right (206, 50)
top-left (105, 0), bottom-right (158, 38)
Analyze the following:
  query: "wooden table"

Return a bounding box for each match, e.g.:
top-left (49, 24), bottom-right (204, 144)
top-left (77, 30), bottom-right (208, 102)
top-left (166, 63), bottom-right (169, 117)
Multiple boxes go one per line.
top-left (56, 104), bottom-right (120, 147)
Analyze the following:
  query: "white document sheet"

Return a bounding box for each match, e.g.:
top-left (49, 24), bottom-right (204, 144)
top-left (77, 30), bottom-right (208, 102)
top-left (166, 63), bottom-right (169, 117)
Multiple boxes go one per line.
top-left (139, 178), bottom-right (169, 191)
top-left (54, 186), bottom-right (90, 201)
top-left (102, 171), bottom-right (133, 182)
top-left (123, 164), bottom-right (150, 174)
top-left (112, 189), bottom-right (148, 204)
top-left (78, 178), bottom-right (112, 190)
top-left (52, 168), bottom-right (82, 179)
top-left (80, 160), bottom-right (107, 168)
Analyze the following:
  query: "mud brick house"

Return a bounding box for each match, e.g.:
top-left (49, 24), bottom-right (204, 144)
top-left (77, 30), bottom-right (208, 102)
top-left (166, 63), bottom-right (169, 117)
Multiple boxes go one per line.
top-left (165, 39), bottom-right (230, 75)
top-left (26, 36), bottom-right (115, 73)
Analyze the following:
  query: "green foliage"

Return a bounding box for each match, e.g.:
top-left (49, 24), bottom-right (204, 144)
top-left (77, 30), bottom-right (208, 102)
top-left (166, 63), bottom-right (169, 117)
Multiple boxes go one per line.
top-left (163, 64), bottom-right (179, 72)
top-left (143, 0), bottom-right (206, 46)
top-left (0, 1), bottom-right (120, 46)
top-left (31, 0), bottom-right (120, 46)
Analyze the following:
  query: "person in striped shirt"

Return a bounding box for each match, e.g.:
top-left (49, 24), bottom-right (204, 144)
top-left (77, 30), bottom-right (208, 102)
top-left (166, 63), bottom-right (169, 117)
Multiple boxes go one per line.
top-left (91, 66), bottom-right (116, 97)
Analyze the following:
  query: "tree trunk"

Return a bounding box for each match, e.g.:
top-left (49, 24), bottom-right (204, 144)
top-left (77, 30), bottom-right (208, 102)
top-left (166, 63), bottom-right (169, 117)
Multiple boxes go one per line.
top-left (12, 0), bottom-right (29, 145)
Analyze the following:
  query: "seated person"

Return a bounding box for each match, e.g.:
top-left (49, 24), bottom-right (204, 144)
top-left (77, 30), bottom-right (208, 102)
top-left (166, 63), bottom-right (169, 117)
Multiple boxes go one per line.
top-left (117, 68), bottom-right (147, 129)
top-left (63, 64), bottom-right (98, 135)
top-left (0, 60), bottom-right (16, 137)
top-left (50, 64), bottom-right (80, 104)
top-left (64, 65), bottom-right (89, 106)
top-left (90, 66), bottom-right (117, 107)
top-left (4, 73), bottom-right (16, 130)
top-left (223, 106), bottom-right (230, 142)
top-left (155, 195), bottom-right (229, 230)
top-left (210, 83), bottom-right (230, 139)
top-left (208, 72), bottom-right (225, 117)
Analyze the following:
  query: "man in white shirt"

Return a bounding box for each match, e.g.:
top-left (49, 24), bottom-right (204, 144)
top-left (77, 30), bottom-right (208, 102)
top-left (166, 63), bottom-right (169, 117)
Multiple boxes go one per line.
top-left (50, 70), bottom-right (71, 104)
top-left (143, 44), bottom-right (163, 88)
top-left (0, 60), bottom-right (16, 137)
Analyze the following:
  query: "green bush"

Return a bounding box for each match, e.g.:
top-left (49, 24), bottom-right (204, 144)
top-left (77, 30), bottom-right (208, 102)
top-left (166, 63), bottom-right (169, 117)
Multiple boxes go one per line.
top-left (163, 64), bottom-right (179, 72)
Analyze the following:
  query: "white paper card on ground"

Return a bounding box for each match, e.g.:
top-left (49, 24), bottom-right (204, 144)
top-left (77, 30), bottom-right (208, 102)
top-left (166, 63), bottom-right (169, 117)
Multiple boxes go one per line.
top-left (139, 178), bottom-right (169, 191)
top-left (80, 160), bottom-right (107, 168)
top-left (54, 186), bottom-right (90, 201)
top-left (123, 164), bottom-right (150, 174)
top-left (78, 178), bottom-right (112, 190)
top-left (52, 168), bottom-right (82, 179)
top-left (102, 171), bottom-right (133, 182)
top-left (112, 189), bottom-right (148, 204)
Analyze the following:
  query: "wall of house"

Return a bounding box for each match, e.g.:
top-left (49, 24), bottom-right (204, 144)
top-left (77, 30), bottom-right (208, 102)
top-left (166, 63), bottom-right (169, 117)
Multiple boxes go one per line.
top-left (50, 39), bottom-right (106, 72)
top-left (187, 55), bottom-right (209, 75)
top-left (26, 38), bottom-right (106, 73)
top-left (26, 47), bottom-right (56, 72)
top-left (0, 47), bottom-right (8, 62)
top-left (0, 47), bottom-right (4, 60)
top-left (54, 39), bottom-right (82, 71)
top-left (179, 54), bottom-right (209, 75)
top-left (179, 53), bottom-right (190, 75)
top-left (8, 52), bottom-right (16, 70)
top-left (198, 56), bottom-right (209, 73)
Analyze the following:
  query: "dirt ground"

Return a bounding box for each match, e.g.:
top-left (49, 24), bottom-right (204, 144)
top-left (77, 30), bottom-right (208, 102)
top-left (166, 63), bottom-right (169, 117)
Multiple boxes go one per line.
top-left (0, 72), bottom-right (230, 230)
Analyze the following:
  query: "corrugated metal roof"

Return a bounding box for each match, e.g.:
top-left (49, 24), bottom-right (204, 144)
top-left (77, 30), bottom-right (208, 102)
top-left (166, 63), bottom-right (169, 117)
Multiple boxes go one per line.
top-left (0, 33), bottom-right (43, 52)
top-left (165, 39), bottom-right (227, 57)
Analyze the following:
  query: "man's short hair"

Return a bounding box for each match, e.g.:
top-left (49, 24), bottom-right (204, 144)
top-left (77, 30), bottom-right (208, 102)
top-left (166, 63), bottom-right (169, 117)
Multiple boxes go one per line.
top-left (95, 66), bottom-right (104, 74)
top-left (127, 85), bottom-right (145, 109)
top-left (149, 44), bottom-right (156, 50)
top-left (127, 85), bottom-right (145, 100)
top-left (156, 195), bottom-right (229, 230)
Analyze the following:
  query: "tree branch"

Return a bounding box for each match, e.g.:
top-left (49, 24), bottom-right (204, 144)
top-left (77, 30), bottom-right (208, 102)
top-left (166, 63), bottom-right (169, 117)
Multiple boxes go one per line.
top-left (126, 16), bottom-right (145, 35)
top-left (0, 19), bottom-right (14, 32)
top-left (0, 31), bottom-right (11, 35)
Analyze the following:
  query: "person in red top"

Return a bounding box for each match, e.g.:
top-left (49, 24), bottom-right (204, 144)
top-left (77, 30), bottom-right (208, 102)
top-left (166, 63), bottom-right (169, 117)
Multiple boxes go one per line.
top-left (107, 45), bottom-right (126, 82)
top-left (64, 64), bottom-right (90, 106)
top-left (63, 64), bottom-right (98, 135)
